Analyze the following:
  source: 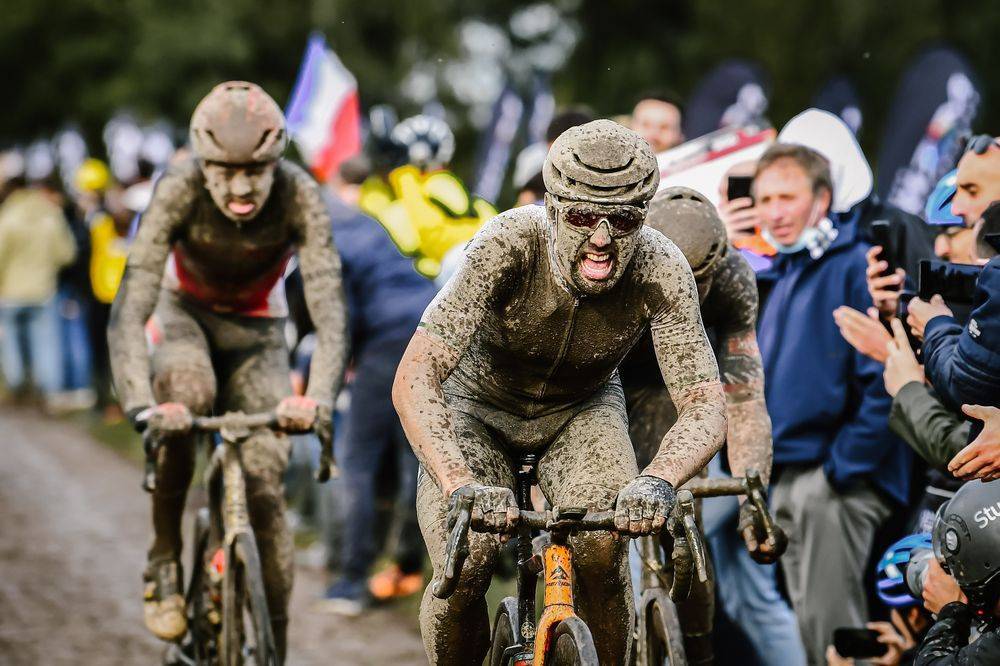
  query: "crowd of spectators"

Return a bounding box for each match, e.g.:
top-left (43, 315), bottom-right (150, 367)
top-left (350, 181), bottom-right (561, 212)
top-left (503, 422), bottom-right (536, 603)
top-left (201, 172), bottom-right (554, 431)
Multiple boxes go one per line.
top-left (3, 81), bottom-right (1000, 665)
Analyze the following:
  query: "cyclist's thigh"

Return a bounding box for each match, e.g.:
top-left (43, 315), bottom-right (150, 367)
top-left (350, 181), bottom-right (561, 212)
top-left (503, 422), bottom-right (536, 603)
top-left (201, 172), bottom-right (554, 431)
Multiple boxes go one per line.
top-left (149, 294), bottom-right (216, 411)
top-left (213, 317), bottom-right (291, 414)
top-left (538, 380), bottom-right (638, 510)
top-left (624, 384), bottom-right (678, 470)
top-left (214, 317), bottom-right (292, 484)
top-left (417, 406), bottom-right (514, 568)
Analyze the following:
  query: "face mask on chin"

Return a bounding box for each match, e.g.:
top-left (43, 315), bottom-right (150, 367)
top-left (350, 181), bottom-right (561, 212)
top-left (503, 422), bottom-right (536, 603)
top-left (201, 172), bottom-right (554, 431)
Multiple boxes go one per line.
top-left (763, 199), bottom-right (836, 257)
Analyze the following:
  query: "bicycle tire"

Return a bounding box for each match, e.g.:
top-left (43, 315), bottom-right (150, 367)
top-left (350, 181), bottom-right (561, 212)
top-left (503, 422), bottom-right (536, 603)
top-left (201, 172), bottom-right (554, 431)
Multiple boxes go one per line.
top-left (636, 588), bottom-right (687, 666)
top-left (488, 597), bottom-right (520, 666)
top-left (546, 616), bottom-right (599, 666)
top-left (187, 508), bottom-right (215, 665)
top-left (221, 532), bottom-right (278, 666)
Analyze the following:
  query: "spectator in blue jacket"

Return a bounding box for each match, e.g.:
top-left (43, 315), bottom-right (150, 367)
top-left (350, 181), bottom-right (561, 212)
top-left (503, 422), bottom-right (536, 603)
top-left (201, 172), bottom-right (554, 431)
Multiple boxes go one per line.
top-left (754, 143), bottom-right (912, 664)
top-left (318, 156), bottom-right (438, 616)
top-left (907, 254), bottom-right (1000, 430)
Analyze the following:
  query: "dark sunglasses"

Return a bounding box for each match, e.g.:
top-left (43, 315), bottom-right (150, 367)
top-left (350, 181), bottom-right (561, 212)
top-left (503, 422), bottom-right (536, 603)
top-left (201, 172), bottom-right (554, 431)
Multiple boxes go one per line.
top-left (552, 199), bottom-right (646, 236)
top-left (964, 133), bottom-right (1000, 156)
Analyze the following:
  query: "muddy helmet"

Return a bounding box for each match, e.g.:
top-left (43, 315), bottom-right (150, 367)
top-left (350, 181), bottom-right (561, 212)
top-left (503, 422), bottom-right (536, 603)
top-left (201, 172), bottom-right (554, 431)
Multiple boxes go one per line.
top-left (189, 81), bottom-right (287, 164)
top-left (648, 186), bottom-right (729, 279)
top-left (932, 479), bottom-right (1000, 612)
top-left (543, 119), bottom-right (659, 205)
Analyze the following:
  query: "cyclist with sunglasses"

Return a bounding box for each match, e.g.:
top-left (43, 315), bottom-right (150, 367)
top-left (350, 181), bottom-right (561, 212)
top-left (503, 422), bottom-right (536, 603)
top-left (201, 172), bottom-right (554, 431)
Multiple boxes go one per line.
top-left (393, 119), bottom-right (727, 664)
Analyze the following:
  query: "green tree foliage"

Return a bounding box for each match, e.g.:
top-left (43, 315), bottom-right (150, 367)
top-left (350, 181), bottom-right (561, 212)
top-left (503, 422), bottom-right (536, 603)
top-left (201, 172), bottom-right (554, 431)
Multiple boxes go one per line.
top-left (3, 0), bottom-right (998, 182)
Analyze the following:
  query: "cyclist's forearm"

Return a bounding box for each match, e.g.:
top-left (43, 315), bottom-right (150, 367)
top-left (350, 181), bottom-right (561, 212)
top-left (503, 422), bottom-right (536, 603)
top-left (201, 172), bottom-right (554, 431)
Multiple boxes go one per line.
top-left (717, 329), bottom-right (772, 485)
top-left (392, 331), bottom-right (477, 497)
top-left (725, 396), bottom-right (772, 486)
top-left (644, 381), bottom-right (727, 486)
top-left (299, 248), bottom-right (348, 408)
top-left (108, 266), bottom-right (162, 412)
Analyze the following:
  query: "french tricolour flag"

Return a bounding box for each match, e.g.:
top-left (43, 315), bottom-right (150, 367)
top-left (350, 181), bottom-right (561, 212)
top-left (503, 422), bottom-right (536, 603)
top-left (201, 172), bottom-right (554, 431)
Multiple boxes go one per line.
top-left (286, 33), bottom-right (361, 182)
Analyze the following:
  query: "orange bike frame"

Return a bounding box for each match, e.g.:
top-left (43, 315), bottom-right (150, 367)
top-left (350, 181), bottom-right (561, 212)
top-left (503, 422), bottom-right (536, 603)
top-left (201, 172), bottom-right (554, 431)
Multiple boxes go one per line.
top-left (533, 543), bottom-right (577, 665)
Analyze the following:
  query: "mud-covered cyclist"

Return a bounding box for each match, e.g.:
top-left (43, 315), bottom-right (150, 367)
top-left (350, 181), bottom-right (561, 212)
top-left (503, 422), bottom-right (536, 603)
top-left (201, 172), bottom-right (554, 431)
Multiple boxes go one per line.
top-left (107, 82), bottom-right (347, 662)
top-left (620, 187), bottom-right (781, 665)
top-left (392, 120), bottom-right (727, 664)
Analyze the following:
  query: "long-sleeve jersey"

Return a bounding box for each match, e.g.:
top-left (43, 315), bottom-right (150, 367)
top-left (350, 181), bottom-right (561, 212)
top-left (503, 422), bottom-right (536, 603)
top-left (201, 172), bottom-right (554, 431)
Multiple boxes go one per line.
top-left (108, 157), bottom-right (347, 412)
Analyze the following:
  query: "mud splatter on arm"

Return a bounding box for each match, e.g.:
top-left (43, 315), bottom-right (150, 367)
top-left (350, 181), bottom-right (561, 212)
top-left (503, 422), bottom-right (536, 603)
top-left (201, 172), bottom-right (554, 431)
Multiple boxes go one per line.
top-left (107, 163), bottom-right (196, 413)
top-left (393, 214), bottom-right (523, 497)
top-left (289, 166), bottom-right (348, 409)
top-left (644, 240), bottom-right (727, 486)
top-left (712, 253), bottom-right (772, 485)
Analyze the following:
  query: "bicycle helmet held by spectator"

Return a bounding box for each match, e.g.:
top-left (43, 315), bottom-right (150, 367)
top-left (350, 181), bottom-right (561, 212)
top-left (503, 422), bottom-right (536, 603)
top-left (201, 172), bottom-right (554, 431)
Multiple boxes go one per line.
top-left (390, 115), bottom-right (455, 170)
top-left (876, 533), bottom-right (933, 608)
top-left (925, 169), bottom-right (963, 227)
top-left (933, 479), bottom-right (1000, 613)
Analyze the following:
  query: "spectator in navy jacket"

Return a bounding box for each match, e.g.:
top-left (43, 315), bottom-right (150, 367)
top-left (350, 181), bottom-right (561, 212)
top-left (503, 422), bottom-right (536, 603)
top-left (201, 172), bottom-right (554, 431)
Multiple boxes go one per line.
top-left (318, 156), bottom-right (438, 616)
top-left (753, 143), bottom-right (912, 664)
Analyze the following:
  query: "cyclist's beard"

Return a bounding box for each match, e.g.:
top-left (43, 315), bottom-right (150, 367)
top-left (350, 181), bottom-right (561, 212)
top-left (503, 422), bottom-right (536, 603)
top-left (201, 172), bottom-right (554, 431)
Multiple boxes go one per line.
top-left (547, 208), bottom-right (639, 298)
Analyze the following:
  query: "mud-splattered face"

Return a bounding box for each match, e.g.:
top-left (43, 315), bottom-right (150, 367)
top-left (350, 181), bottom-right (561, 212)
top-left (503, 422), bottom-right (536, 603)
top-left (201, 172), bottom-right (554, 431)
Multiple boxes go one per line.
top-left (546, 195), bottom-right (644, 296)
top-left (201, 161), bottom-right (277, 222)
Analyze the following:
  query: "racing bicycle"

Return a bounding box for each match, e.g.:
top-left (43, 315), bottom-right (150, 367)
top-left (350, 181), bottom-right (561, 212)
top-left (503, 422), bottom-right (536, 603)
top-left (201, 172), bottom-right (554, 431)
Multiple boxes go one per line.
top-left (141, 410), bottom-right (333, 666)
top-left (432, 453), bottom-right (708, 666)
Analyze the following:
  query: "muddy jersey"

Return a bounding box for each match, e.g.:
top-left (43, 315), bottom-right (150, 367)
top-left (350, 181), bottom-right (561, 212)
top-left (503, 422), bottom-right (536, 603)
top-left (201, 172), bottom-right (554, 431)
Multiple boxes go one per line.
top-left (108, 157), bottom-right (347, 413)
top-left (417, 205), bottom-right (724, 483)
top-left (619, 251), bottom-right (759, 389)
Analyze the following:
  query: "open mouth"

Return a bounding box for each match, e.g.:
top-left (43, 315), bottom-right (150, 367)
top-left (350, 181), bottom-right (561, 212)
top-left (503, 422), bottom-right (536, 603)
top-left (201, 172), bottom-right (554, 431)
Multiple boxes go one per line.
top-left (579, 251), bottom-right (614, 281)
top-left (227, 200), bottom-right (256, 216)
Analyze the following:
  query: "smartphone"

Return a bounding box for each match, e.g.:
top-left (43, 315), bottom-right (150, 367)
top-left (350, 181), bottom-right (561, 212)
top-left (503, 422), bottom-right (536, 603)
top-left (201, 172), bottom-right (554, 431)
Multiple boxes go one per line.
top-left (870, 220), bottom-right (898, 278)
top-left (833, 628), bottom-right (888, 659)
top-left (727, 175), bottom-right (754, 204)
top-left (917, 259), bottom-right (982, 304)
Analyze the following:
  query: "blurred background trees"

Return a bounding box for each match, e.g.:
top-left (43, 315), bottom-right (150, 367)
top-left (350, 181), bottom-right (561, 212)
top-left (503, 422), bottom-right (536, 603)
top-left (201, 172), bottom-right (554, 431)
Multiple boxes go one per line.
top-left (4, 0), bottom-right (998, 178)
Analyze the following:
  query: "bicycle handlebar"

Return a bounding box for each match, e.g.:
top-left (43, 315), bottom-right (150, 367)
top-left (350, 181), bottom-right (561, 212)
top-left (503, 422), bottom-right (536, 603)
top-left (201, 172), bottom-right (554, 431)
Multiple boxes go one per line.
top-left (141, 409), bottom-right (336, 493)
top-left (430, 489), bottom-right (711, 602)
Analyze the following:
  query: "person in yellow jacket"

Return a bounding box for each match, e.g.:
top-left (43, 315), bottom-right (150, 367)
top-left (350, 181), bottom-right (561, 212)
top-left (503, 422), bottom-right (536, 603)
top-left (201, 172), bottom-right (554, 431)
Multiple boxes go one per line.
top-left (0, 177), bottom-right (76, 400)
top-left (359, 115), bottom-right (496, 279)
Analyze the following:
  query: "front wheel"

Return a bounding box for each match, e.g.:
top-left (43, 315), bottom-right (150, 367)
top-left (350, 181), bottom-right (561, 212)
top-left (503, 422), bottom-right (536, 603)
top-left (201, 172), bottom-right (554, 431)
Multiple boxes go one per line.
top-left (221, 532), bottom-right (277, 666)
top-left (546, 616), bottom-right (599, 666)
top-left (636, 588), bottom-right (686, 666)
top-left (489, 597), bottom-right (521, 666)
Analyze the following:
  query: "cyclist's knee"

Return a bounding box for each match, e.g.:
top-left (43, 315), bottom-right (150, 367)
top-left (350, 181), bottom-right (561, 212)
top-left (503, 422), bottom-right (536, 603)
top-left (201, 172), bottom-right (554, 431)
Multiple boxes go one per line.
top-left (572, 530), bottom-right (625, 576)
top-left (152, 365), bottom-right (216, 414)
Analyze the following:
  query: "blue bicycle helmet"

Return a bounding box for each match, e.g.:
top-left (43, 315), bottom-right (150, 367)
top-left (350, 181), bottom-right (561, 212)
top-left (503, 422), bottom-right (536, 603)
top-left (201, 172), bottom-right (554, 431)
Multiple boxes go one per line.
top-left (876, 533), bottom-right (933, 608)
top-left (924, 170), bottom-right (962, 227)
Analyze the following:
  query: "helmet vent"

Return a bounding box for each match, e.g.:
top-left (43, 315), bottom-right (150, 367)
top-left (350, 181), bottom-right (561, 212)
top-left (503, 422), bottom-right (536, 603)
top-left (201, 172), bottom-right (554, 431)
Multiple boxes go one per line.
top-left (572, 150), bottom-right (635, 174)
top-left (203, 129), bottom-right (225, 152)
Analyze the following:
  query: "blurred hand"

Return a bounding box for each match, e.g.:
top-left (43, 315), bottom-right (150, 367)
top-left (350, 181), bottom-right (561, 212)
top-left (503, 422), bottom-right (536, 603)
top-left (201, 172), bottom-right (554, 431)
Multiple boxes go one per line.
top-left (825, 645), bottom-right (854, 666)
top-left (906, 295), bottom-right (954, 340)
top-left (883, 319), bottom-right (924, 397)
top-left (867, 621), bottom-right (910, 666)
top-left (834, 306), bottom-right (892, 363)
top-left (738, 500), bottom-right (786, 563)
top-left (276, 395), bottom-right (317, 432)
top-left (948, 405), bottom-right (1000, 481)
top-left (138, 402), bottom-right (193, 434)
top-left (718, 197), bottom-right (759, 241)
top-left (865, 246), bottom-right (906, 318)
top-left (922, 558), bottom-right (966, 614)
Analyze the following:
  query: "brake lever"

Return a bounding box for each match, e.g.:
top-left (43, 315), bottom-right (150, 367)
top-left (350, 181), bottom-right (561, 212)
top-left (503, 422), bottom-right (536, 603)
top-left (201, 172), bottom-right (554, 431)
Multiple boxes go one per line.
top-left (745, 469), bottom-right (787, 558)
top-left (314, 426), bottom-right (338, 483)
top-left (142, 430), bottom-right (159, 493)
top-left (431, 493), bottom-right (473, 599)
top-left (678, 491), bottom-right (709, 584)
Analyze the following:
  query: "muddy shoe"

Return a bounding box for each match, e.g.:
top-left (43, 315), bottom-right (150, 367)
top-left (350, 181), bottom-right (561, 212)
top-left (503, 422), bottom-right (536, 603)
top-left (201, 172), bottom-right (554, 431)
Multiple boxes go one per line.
top-left (143, 559), bottom-right (187, 641)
